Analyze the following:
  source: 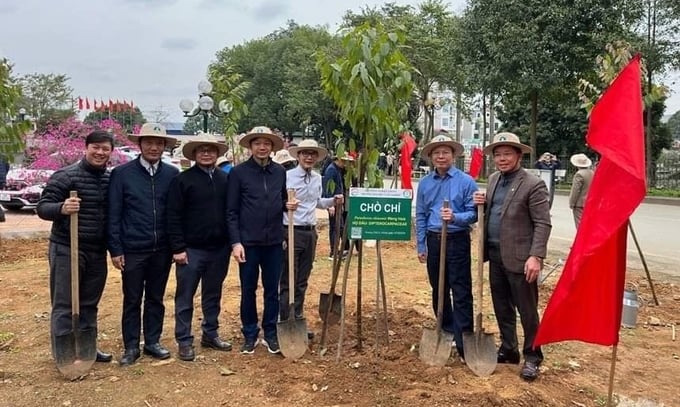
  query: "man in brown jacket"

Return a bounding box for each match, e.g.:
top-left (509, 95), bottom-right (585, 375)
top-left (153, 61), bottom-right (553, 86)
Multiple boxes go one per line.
top-left (473, 132), bottom-right (551, 381)
top-left (568, 153), bottom-right (594, 228)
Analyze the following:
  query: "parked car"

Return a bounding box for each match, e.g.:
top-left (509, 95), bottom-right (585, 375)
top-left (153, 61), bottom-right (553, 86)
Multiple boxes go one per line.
top-left (0, 168), bottom-right (54, 211)
top-left (114, 147), bottom-right (183, 170)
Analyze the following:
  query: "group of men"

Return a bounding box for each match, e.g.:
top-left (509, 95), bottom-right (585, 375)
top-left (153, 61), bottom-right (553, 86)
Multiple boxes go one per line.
top-left (38, 122), bottom-right (553, 382)
top-left (415, 132), bottom-right (551, 381)
top-left (38, 124), bottom-right (341, 368)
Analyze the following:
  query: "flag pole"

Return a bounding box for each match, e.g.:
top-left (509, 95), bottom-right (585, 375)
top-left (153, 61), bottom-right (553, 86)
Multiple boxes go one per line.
top-left (627, 220), bottom-right (659, 305)
top-left (606, 345), bottom-right (618, 406)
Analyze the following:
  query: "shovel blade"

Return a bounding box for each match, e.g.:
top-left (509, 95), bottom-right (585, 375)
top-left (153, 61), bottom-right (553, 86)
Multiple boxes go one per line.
top-left (462, 331), bottom-right (497, 377)
top-left (318, 293), bottom-right (342, 325)
top-left (53, 327), bottom-right (97, 380)
top-left (419, 328), bottom-right (453, 366)
top-left (277, 317), bottom-right (308, 359)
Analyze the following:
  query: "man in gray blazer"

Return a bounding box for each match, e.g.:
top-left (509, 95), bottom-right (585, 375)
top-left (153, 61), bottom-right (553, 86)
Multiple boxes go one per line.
top-left (473, 132), bottom-right (551, 381)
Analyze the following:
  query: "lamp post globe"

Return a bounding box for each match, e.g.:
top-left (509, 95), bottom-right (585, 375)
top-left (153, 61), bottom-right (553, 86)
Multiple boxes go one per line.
top-left (180, 80), bottom-right (229, 134)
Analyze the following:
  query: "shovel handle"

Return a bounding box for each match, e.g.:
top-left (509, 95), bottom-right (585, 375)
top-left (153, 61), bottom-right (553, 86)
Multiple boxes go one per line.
top-left (69, 191), bottom-right (79, 316)
top-left (475, 204), bottom-right (485, 330)
top-left (287, 189), bottom-right (296, 308)
top-left (435, 200), bottom-right (449, 332)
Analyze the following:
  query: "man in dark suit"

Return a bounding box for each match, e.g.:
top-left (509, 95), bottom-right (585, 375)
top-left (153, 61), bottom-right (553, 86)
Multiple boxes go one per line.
top-left (473, 132), bottom-right (551, 381)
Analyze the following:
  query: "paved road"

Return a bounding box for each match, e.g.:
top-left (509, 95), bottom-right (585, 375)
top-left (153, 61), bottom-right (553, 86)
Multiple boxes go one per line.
top-left (405, 180), bottom-right (680, 279)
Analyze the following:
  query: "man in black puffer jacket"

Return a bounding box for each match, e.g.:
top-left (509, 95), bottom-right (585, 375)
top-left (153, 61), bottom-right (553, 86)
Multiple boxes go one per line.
top-left (107, 123), bottom-right (179, 366)
top-left (37, 130), bottom-right (114, 366)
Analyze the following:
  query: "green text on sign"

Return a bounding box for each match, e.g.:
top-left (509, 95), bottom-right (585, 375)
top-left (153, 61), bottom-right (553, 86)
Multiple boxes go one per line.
top-left (347, 188), bottom-right (412, 241)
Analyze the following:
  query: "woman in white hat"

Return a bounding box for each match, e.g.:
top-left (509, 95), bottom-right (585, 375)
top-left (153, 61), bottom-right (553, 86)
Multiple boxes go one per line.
top-left (568, 153), bottom-right (594, 228)
top-left (280, 140), bottom-right (343, 339)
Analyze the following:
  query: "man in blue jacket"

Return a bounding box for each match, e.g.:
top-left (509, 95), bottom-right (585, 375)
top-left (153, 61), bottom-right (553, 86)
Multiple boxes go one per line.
top-left (227, 126), bottom-right (296, 355)
top-left (108, 123), bottom-right (179, 366)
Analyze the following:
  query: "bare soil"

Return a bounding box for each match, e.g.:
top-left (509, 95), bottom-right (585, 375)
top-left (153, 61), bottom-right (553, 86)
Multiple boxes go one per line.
top-left (0, 231), bottom-right (678, 407)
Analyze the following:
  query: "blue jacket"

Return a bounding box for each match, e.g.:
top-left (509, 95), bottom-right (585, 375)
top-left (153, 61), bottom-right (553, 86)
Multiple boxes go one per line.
top-left (107, 158), bottom-right (178, 256)
top-left (227, 157), bottom-right (287, 247)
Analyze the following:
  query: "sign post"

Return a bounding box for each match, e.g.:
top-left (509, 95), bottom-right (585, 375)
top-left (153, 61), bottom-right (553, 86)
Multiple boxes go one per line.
top-left (347, 188), bottom-right (412, 241)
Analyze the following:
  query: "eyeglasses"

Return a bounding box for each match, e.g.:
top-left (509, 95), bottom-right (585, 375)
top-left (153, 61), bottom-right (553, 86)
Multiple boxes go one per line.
top-left (196, 146), bottom-right (218, 154)
top-left (299, 151), bottom-right (319, 157)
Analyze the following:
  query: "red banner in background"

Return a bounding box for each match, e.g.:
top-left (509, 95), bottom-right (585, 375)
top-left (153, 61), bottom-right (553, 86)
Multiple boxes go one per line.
top-left (399, 132), bottom-right (417, 190)
top-left (468, 147), bottom-right (483, 179)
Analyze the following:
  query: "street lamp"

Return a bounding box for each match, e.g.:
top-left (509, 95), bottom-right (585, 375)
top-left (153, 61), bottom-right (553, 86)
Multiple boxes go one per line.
top-left (179, 80), bottom-right (232, 133)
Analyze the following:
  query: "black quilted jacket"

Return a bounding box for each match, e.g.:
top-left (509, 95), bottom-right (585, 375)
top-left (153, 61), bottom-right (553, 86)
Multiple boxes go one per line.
top-left (37, 159), bottom-right (110, 252)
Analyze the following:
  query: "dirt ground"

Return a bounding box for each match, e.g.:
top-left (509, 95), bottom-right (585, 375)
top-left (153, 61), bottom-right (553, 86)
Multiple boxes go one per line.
top-left (0, 229), bottom-right (678, 407)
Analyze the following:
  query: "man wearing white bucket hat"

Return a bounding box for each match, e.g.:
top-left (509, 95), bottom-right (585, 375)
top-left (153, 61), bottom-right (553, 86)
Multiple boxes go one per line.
top-left (281, 140), bottom-right (344, 339)
top-left (568, 153), bottom-right (594, 228)
top-left (227, 126), bottom-right (297, 355)
top-left (108, 123), bottom-right (180, 366)
top-left (472, 132), bottom-right (551, 381)
top-left (167, 135), bottom-right (232, 361)
top-left (415, 134), bottom-right (479, 363)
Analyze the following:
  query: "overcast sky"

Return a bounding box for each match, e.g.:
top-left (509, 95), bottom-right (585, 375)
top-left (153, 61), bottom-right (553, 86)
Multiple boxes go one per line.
top-left (1, 0), bottom-right (678, 124)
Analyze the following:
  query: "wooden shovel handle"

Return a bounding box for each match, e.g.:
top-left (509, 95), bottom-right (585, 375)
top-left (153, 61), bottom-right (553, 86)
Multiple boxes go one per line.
top-left (435, 200), bottom-right (449, 331)
top-left (69, 191), bottom-right (79, 315)
top-left (287, 189), bottom-right (296, 307)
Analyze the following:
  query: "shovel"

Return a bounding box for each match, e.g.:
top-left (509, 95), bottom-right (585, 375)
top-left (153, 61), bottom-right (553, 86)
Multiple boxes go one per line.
top-left (463, 205), bottom-right (497, 377)
top-left (278, 189), bottom-right (308, 359)
top-left (419, 200), bottom-right (454, 366)
top-left (54, 191), bottom-right (97, 380)
top-left (318, 202), bottom-right (344, 325)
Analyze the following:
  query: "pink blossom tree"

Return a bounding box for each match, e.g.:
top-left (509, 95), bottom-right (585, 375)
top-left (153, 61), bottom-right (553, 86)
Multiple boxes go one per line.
top-left (27, 117), bottom-right (139, 170)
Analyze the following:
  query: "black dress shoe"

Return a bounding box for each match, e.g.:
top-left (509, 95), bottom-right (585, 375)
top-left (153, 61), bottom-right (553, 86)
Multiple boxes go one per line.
top-left (143, 343), bottom-right (171, 360)
top-left (497, 348), bottom-right (521, 364)
top-left (520, 360), bottom-right (540, 381)
top-left (307, 330), bottom-right (314, 340)
top-left (119, 349), bottom-right (140, 366)
top-left (96, 349), bottom-right (113, 363)
top-left (200, 336), bottom-right (232, 351)
top-left (178, 344), bottom-right (195, 361)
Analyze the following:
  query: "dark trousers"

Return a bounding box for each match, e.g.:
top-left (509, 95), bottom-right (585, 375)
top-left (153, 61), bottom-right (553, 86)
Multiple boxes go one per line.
top-left (280, 228), bottom-right (317, 320)
top-left (488, 243), bottom-right (543, 364)
top-left (49, 242), bottom-right (108, 337)
top-left (239, 244), bottom-right (283, 341)
top-left (121, 250), bottom-right (172, 350)
top-left (328, 211), bottom-right (351, 255)
top-left (174, 245), bottom-right (230, 346)
top-left (425, 231), bottom-right (473, 356)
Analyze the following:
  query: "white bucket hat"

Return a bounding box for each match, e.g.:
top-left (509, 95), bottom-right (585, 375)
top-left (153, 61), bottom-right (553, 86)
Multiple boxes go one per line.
top-left (483, 132), bottom-right (532, 155)
top-left (128, 123), bottom-right (178, 146)
top-left (239, 126), bottom-right (284, 152)
top-left (570, 153), bottom-right (592, 168)
top-left (288, 139), bottom-right (328, 161)
top-left (421, 135), bottom-right (464, 158)
top-left (181, 134), bottom-right (228, 161)
top-left (272, 149), bottom-right (296, 165)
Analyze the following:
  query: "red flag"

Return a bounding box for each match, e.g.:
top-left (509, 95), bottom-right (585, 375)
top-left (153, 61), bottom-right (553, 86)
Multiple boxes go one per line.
top-left (534, 55), bottom-right (646, 347)
top-left (467, 147), bottom-right (483, 179)
top-left (78, 97), bottom-right (83, 110)
top-left (399, 132), bottom-right (417, 189)
top-left (85, 98), bottom-right (90, 110)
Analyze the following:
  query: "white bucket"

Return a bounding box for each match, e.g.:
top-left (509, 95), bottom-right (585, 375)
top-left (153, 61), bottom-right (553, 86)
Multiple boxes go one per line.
top-left (621, 289), bottom-right (639, 328)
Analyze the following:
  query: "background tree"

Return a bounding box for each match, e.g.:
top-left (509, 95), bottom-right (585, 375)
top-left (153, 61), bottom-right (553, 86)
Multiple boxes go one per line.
top-left (0, 59), bottom-right (29, 158)
top-left (317, 21), bottom-right (414, 188)
top-left (213, 21), bottom-right (338, 141)
top-left (667, 110), bottom-right (680, 140)
top-left (463, 0), bottom-right (641, 163)
top-left (84, 103), bottom-right (145, 133)
top-left (18, 73), bottom-right (74, 122)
